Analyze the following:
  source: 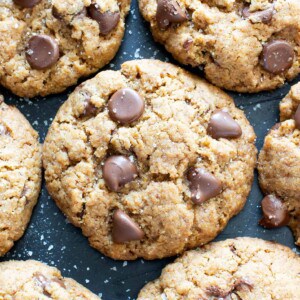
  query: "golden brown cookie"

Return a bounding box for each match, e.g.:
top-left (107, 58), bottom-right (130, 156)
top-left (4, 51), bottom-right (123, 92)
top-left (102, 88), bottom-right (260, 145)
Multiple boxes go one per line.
top-left (0, 0), bottom-right (130, 98)
top-left (139, 0), bottom-right (300, 93)
top-left (43, 60), bottom-right (257, 260)
top-left (258, 83), bottom-right (300, 246)
top-left (0, 260), bottom-right (100, 299)
top-left (137, 237), bottom-right (300, 300)
top-left (0, 96), bottom-right (42, 256)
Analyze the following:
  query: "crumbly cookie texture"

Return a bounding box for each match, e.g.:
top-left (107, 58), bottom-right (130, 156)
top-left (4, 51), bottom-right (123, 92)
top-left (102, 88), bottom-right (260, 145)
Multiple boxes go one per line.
top-left (43, 59), bottom-right (257, 260)
top-left (0, 96), bottom-right (41, 256)
top-left (0, 260), bottom-right (100, 299)
top-left (137, 237), bottom-right (300, 300)
top-left (0, 0), bottom-right (130, 98)
top-left (258, 83), bottom-right (300, 246)
top-left (139, 0), bottom-right (300, 93)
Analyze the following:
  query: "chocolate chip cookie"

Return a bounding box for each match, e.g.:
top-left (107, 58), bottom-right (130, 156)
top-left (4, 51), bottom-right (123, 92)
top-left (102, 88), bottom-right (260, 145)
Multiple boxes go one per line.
top-left (0, 0), bottom-right (130, 98)
top-left (0, 96), bottom-right (42, 256)
top-left (0, 260), bottom-right (100, 299)
top-left (137, 237), bottom-right (300, 299)
top-left (258, 83), bottom-right (300, 246)
top-left (139, 0), bottom-right (300, 93)
top-left (43, 59), bottom-right (257, 260)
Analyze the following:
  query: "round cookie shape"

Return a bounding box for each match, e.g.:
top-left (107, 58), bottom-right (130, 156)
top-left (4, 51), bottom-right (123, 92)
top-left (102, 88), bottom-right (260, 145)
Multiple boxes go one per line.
top-left (0, 96), bottom-right (42, 256)
top-left (43, 60), bottom-right (257, 260)
top-left (259, 83), bottom-right (300, 246)
top-left (0, 260), bottom-right (100, 299)
top-left (0, 0), bottom-right (130, 98)
top-left (137, 238), bottom-right (300, 299)
top-left (139, 0), bottom-right (300, 93)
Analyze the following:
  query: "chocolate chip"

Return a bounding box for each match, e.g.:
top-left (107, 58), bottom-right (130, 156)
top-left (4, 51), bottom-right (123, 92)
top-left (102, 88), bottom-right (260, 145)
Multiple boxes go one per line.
top-left (242, 6), bottom-right (274, 24)
top-left (112, 209), bottom-right (144, 243)
top-left (207, 110), bottom-right (242, 139)
top-left (187, 168), bottom-right (222, 204)
top-left (183, 38), bottom-right (193, 51)
top-left (294, 105), bottom-right (300, 130)
top-left (88, 4), bottom-right (120, 35)
top-left (52, 6), bottom-right (63, 19)
top-left (26, 35), bottom-right (59, 70)
top-left (103, 156), bottom-right (138, 192)
top-left (81, 95), bottom-right (97, 117)
top-left (13, 0), bottom-right (41, 8)
top-left (156, 0), bottom-right (187, 30)
top-left (261, 40), bottom-right (294, 75)
top-left (108, 88), bottom-right (145, 125)
top-left (259, 195), bottom-right (290, 228)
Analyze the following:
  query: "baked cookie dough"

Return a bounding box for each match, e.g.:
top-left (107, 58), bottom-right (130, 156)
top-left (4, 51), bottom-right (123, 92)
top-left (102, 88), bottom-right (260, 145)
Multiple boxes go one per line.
top-left (43, 59), bottom-right (257, 260)
top-left (0, 96), bottom-right (42, 256)
top-left (0, 0), bottom-right (130, 98)
top-left (139, 0), bottom-right (300, 93)
top-left (137, 237), bottom-right (300, 300)
top-left (258, 83), bottom-right (300, 246)
top-left (0, 260), bottom-right (100, 299)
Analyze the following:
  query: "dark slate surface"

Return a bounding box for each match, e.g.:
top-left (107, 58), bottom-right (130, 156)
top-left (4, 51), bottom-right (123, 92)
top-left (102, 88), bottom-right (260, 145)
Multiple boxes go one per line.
top-left (0, 1), bottom-right (299, 299)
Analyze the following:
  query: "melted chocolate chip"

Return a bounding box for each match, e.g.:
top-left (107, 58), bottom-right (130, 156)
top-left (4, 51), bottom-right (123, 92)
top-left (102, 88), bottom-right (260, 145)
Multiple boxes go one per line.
top-left (112, 209), bottom-right (144, 243)
top-left (294, 105), bottom-right (300, 130)
top-left (81, 95), bottom-right (97, 117)
top-left (88, 4), bottom-right (120, 35)
top-left (183, 38), bottom-right (193, 51)
top-left (52, 278), bottom-right (66, 289)
top-left (207, 110), bottom-right (242, 139)
top-left (26, 35), bottom-right (59, 70)
top-left (242, 6), bottom-right (274, 24)
top-left (259, 195), bottom-right (290, 228)
top-left (13, 0), bottom-right (41, 8)
top-left (187, 168), bottom-right (222, 204)
top-left (108, 88), bottom-right (145, 125)
top-left (103, 156), bottom-right (138, 192)
top-left (156, 0), bottom-right (187, 30)
top-left (261, 40), bottom-right (294, 75)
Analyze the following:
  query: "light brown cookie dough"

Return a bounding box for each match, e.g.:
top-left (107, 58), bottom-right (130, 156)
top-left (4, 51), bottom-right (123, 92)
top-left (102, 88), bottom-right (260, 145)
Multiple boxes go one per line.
top-left (0, 96), bottom-right (42, 256)
top-left (43, 59), bottom-right (257, 260)
top-left (139, 0), bottom-right (300, 93)
top-left (258, 83), bottom-right (300, 246)
top-left (0, 260), bottom-right (100, 299)
top-left (0, 0), bottom-right (130, 98)
top-left (137, 237), bottom-right (300, 300)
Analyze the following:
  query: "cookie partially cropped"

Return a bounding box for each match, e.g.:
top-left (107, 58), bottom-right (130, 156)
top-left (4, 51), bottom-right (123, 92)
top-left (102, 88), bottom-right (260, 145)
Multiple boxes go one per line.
top-left (0, 0), bottom-right (130, 98)
top-left (43, 59), bottom-right (257, 260)
top-left (0, 96), bottom-right (42, 256)
top-left (258, 83), bottom-right (300, 246)
top-left (0, 260), bottom-right (100, 299)
top-left (139, 0), bottom-right (300, 93)
top-left (137, 237), bottom-right (300, 300)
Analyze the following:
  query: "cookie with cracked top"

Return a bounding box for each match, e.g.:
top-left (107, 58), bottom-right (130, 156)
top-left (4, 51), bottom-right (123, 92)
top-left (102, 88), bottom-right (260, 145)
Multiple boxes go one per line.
top-left (0, 0), bottom-right (130, 98)
top-left (258, 82), bottom-right (300, 246)
top-left (137, 237), bottom-right (300, 299)
top-left (0, 260), bottom-right (100, 299)
top-left (43, 59), bottom-right (257, 260)
top-left (0, 95), bottom-right (42, 256)
top-left (139, 0), bottom-right (300, 93)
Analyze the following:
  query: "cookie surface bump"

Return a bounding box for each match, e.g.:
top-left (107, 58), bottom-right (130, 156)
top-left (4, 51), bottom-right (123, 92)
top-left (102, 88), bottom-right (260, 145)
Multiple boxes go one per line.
top-left (137, 238), bottom-right (300, 300)
top-left (0, 260), bottom-right (100, 299)
top-left (139, 0), bottom-right (300, 93)
top-left (0, 0), bottom-right (130, 97)
top-left (0, 96), bottom-right (42, 256)
top-left (259, 83), bottom-right (300, 246)
top-left (43, 60), bottom-right (257, 260)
